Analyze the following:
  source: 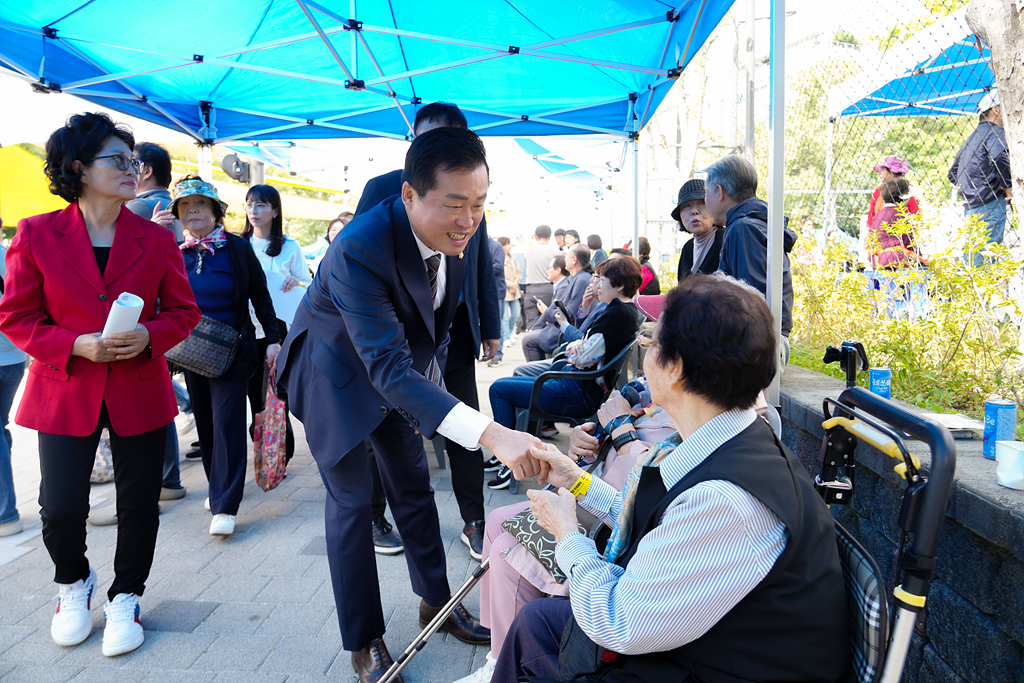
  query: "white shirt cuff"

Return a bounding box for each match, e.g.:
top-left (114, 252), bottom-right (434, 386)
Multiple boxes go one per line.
top-left (437, 403), bottom-right (492, 451)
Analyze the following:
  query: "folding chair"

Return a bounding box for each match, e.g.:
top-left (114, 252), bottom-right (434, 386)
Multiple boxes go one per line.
top-left (509, 340), bottom-right (636, 493)
top-left (836, 522), bottom-right (888, 683)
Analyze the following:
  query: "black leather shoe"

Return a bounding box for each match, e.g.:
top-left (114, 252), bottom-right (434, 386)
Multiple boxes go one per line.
top-left (418, 599), bottom-right (490, 645)
top-left (351, 637), bottom-right (403, 683)
top-left (372, 516), bottom-right (404, 555)
top-left (461, 520), bottom-right (484, 562)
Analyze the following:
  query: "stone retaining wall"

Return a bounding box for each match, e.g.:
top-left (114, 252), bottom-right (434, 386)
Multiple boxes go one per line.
top-left (780, 366), bottom-right (1024, 683)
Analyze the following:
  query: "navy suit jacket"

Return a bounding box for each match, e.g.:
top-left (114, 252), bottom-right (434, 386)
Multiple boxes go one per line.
top-left (278, 197), bottom-right (465, 469)
top-left (354, 169), bottom-right (500, 357)
top-left (534, 270), bottom-right (591, 353)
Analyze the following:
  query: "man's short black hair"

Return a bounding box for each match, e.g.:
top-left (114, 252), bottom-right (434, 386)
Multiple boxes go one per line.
top-left (45, 112), bottom-right (135, 202)
top-left (554, 228), bottom-right (566, 237)
top-left (414, 102), bottom-right (467, 132)
top-left (551, 254), bottom-right (569, 277)
top-left (609, 247), bottom-right (632, 257)
top-left (134, 142), bottom-right (172, 189)
top-left (403, 127), bottom-right (488, 198)
top-left (535, 225), bottom-right (552, 239)
top-left (655, 274), bottom-right (777, 410)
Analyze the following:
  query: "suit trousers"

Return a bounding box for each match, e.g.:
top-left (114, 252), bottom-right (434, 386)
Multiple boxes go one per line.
top-left (522, 283), bottom-right (553, 330)
top-left (369, 304), bottom-right (486, 524)
top-left (320, 410), bottom-right (451, 651)
top-left (38, 403), bottom-right (165, 600)
top-left (521, 329), bottom-right (547, 363)
top-left (184, 370), bottom-right (249, 516)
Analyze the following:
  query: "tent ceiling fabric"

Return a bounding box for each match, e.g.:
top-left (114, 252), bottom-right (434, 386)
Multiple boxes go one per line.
top-left (828, 6), bottom-right (995, 119)
top-left (0, 0), bottom-right (732, 142)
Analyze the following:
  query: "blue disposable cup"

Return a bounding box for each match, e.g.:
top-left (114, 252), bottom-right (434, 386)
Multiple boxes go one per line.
top-left (869, 368), bottom-right (891, 400)
top-left (984, 400), bottom-right (1017, 460)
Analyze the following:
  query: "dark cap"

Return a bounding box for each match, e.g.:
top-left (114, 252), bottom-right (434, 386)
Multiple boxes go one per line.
top-left (671, 178), bottom-right (706, 222)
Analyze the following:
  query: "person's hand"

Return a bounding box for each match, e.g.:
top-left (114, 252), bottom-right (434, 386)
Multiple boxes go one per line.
top-left (530, 442), bottom-right (584, 490)
top-left (104, 324), bottom-right (151, 361)
top-left (580, 279), bottom-right (597, 309)
top-left (569, 423), bottom-right (601, 462)
top-left (281, 275), bottom-right (301, 292)
top-left (527, 488), bottom-right (580, 542)
top-left (72, 333), bottom-right (119, 363)
top-left (266, 343), bottom-right (282, 378)
top-left (597, 391), bottom-right (633, 430)
top-left (480, 338), bottom-right (500, 362)
top-left (150, 201), bottom-right (175, 228)
top-left (479, 422), bottom-right (546, 481)
top-left (536, 299), bottom-right (548, 315)
top-left (509, 282), bottom-right (519, 298)
top-left (553, 309), bottom-right (565, 326)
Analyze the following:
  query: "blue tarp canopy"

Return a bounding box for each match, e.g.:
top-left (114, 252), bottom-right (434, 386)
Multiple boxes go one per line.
top-left (0, 0), bottom-right (732, 143)
top-left (828, 6), bottom-right (994, 119)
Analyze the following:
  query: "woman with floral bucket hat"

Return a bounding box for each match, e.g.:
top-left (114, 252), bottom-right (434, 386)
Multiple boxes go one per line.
top-left (170, 175), bottom-right (281, 538)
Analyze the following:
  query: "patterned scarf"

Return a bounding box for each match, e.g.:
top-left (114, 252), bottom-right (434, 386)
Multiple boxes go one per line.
top-left (180, 226), bottom-right (227, 274)
top-left (603, 431), bottom-right (682, 564)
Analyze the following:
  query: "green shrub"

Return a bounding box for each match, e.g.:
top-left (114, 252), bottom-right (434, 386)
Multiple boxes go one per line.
top-left (789, 208), bottom-right (1024, 435)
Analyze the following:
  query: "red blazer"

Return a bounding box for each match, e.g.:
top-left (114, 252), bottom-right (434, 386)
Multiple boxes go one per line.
top-left (0, 202), bottom-right (201, 437)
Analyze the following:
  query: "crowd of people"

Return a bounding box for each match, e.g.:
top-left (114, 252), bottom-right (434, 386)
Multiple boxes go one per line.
top-left (0, 98), bottom-right (866, 683)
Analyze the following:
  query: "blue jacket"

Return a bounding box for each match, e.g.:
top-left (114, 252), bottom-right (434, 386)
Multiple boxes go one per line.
top-left (354, 169), bottom-right (500, 356)
top-left (277, 198), bottom-right (465, 469)
top-left (488, 237), bottom-right (506, 301)
top-left (948, 121), bottom-right (1011, 208)
top-left (718, 198), bottom-right (796, 337)
top-left (533, 269), bottom-right (592, 353)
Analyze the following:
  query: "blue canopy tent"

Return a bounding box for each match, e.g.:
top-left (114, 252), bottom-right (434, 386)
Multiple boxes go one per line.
top-left (0, 0), bottom-right (732, 144)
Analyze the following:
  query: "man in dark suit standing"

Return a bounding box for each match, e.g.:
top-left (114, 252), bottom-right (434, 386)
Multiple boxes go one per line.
top-left (354, 103), bottom-right (501, 561)
top-left (278, 128), bottom-right (543, 683)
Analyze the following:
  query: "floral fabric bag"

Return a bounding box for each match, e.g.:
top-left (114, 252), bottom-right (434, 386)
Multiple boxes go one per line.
top-left (253, 381), bottom-right (288, 492)
top-left (90, 428), bottom-right (114, 484)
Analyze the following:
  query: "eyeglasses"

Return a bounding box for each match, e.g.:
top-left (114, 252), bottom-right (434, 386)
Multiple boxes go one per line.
top-left (246, 202), bottom-right (271, 213)
top-left (85, 154), bottom-right (143, 174)
top-left (636, 330), bottom-right (659, 348)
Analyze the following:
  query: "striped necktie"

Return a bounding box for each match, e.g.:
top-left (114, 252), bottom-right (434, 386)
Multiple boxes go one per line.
top-left (424, 254), bottom-right (445, 389)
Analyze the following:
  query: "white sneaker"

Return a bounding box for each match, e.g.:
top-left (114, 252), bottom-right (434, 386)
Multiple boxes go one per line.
top-left (0, 517), bottom-right (23, 537)
top-left (102, 593), bottom-right (144, 656)
top-left (209, 514), bottom-right (235, 536)
top-left (204, 497), bottom-right (211, 511)
top-left (176, 413), bottom-right (196, 436)
top-left (454, 650), bottom-right (497, 683)
top-left (51, 567), bottom-right (97, 646)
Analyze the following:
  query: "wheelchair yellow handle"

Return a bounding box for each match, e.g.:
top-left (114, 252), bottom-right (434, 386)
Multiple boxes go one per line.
top-left (822, 416), bottom-right (922, 478)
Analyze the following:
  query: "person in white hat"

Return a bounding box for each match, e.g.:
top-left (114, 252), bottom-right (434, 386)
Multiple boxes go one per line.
top-left (948, 89), bottom-right (1012, 266)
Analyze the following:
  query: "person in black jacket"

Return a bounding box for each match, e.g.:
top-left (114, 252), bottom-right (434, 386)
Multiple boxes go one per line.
top-left (673, 178), bottom-right (725, 281)
top-left (354, 103), bottom-right (501, 561)
top-left (948, 89), bottom-right (1013, 266)
top-left (171, 177), bottom-right (281, 538)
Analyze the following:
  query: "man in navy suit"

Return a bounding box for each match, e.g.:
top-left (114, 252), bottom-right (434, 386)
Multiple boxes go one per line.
top-left (354, 103), bottom-right (501, 561)
top-left (278, 128), bottom-right (543, 683)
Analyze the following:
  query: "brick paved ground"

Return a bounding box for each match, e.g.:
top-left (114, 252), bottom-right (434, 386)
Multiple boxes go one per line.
top-left (0, 337), bottom-right (563, 682)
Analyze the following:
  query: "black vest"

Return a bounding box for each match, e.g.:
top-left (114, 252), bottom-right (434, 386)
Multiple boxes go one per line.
top-left (560, 418), bottom-right (849, 683)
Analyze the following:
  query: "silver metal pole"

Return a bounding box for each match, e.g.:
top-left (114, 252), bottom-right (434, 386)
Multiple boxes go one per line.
top-left (823, 117), bottom-right (834, 251)
top-left (198, 144), bottom-right (214, 182)
top-left (249, 159), bottom-right (266, 186)
top-left (880, 607), bottom-right (917, 683)
top-left (766, 0), bottom-right (785, 404)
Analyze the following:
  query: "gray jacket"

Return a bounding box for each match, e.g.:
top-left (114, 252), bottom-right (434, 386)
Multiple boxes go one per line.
top-left (125, 188), bottom-right (183, 242)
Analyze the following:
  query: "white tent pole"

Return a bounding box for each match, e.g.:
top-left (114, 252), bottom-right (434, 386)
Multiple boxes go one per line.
top-left (766, 0), bottom-right (785, 405)
top-left (198, 144), bottom-right (214, 182)
top-left (632, 103), bottom-right (640, 259)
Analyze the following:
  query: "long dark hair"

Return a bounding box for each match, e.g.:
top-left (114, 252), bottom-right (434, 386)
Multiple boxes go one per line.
top-left (242, 184), bottom-right (285, 257)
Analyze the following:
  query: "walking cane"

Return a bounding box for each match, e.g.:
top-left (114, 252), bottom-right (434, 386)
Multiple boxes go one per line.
top-left (379, 558), bottom-right (491, 683)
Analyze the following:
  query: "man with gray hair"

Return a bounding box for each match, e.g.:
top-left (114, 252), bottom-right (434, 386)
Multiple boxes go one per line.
top-left (704, 154), bottom-right (796, 345)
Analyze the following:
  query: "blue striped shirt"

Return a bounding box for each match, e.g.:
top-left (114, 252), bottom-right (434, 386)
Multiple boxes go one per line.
top-left (555, 407), bottom-right (788, 655)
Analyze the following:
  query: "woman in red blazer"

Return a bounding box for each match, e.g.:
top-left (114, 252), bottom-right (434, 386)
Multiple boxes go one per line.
top-left (0, 113), bottom-right (200, 658)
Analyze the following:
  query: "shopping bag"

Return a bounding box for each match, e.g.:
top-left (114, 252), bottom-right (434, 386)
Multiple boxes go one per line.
top-left (90, 428), bottom-right (114, 484)
top-left (253, 381), bottom-right (288, 492)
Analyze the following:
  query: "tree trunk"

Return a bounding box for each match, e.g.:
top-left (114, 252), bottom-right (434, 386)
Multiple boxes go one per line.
top-left (966, 0), bottom-right (1024, 212)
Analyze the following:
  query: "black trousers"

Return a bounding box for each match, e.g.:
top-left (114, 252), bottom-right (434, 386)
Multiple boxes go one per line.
top-left (370, 303), bottom-right (485, 524)
top-left (321, 411), bottom-right (450, 651)
top-left (184, 370), bottom-right (249, 516)
top-left (247, 326), bottom-right (295, 462)
top-left (38, 404), bottom-right (165, 600)
top-left (522, 283), bottom-right (553, 330)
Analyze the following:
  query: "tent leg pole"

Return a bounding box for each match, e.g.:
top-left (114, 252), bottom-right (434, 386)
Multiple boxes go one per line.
top-left (824, 117), bottom-right (834, 252)
top-left (766, 0), bottom-right (786, 405)
top-left (198, 144), bottom-right (213, 183)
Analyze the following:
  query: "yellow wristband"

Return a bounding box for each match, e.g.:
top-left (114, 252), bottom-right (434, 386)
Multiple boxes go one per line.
top-left (568, 471), bottom-right (593, 497)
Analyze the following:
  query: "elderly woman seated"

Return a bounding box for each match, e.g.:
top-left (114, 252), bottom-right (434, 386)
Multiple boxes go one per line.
top-left (490, 274), bottom-right (849, 683)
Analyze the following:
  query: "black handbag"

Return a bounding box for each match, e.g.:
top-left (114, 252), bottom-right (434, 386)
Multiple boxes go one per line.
top-left (165, 315), bottom-right (241, 378)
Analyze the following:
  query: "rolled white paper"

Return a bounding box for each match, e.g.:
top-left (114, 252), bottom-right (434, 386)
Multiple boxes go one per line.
top-left (101, 292), bottom-right (144, 338)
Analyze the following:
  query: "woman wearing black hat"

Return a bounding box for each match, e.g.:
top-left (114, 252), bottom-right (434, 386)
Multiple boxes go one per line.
top-left (673, 178), bottom-right (725, 282)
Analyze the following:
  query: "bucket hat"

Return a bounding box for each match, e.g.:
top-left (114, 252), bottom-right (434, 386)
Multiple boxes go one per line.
top-left (872, 155), bottom-right (910, 175)
top-left (170, 177), bottom-right (228, 218)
